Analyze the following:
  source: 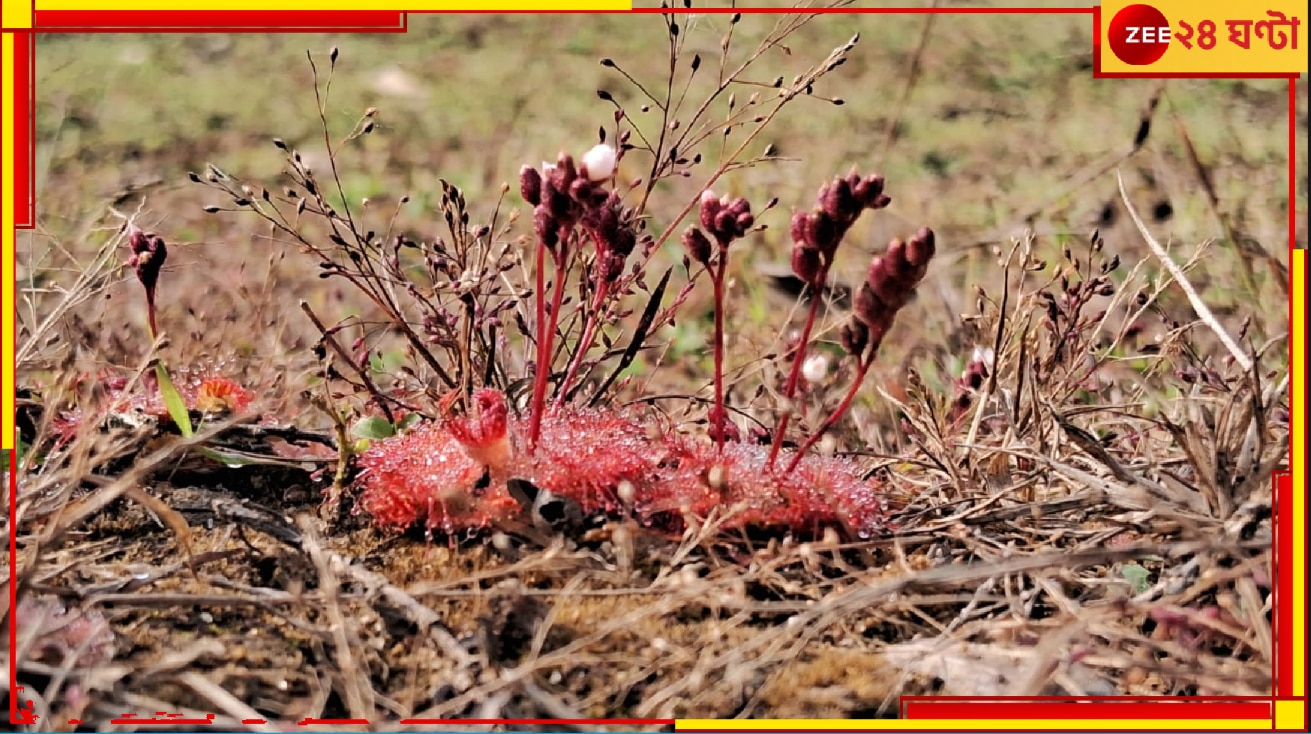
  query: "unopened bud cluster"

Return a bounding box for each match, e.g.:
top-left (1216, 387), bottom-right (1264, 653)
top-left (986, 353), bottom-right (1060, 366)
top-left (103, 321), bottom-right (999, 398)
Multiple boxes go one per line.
top-left (842, 226), bottom-right (936, 358)
top-left (520, 144), bottom-right (635, 283)
top-left (790, 172), bottom-right (890, 288)
top-left (128, 226), bottom-right (168, 295)
top-left (681, 190), bottom-right (755, 266)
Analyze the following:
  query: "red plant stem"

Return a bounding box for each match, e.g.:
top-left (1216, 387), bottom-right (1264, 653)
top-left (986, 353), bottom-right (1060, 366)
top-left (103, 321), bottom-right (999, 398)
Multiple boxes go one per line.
top-left (765, 273), bottom-right (826, 470)
top-left (528, 241), bottom-right (551, 451)
top-left (784, 354), bottom-right (874, 474)
top-left (711, 255), bottom-right (728, 453)
top-left (145, 295), bottom-right (159, 342)
top-left (554, 280), bottom-right (610, 412)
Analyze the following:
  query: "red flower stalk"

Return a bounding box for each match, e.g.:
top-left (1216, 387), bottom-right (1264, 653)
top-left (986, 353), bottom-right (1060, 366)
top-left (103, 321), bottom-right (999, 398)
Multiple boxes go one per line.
top-left (522, 146), bottom-right (621, 451)
top-left (682, 190), bottom-right (755, 452)
top-left (785, 226), bottom-right (935, 472)
top-left (556, 189), bottom-right (639, 409)
top-left (128, 226), bottom-right (168, 339)
top-left (768, 172), bottom-right (891, 469)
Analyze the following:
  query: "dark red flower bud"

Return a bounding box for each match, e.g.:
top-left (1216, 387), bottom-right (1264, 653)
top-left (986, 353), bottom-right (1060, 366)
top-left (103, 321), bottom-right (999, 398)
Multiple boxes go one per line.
top-left (840, 319), bottom-right (869, 356)
top-left (725, 196), bottom-right (752, 218)
top-left (863, 256), bottom-right (907, 313)
top-left (544, 184), bottom-right (571, 220)
top-left (791, 243), bottom-right (823, 286)
top-left (905, 227), bottom-right (935, 269)
top-left (569, 177), bottom-right (595, 203)
top-left (853, 282), bottom-right (886, 326)
top-left (810, 216), bottom-right (839, 255)
top-left (556, 152), bottom-right (577, 182)
top-left (820, 177), bottom-right (856, 220)
top-left (699, 191), bottom-right (721, 233)
top-left (519, 165), bottom-right (542, 206)
top-left (790, 212), bottom-right (811, 247)
top-left (534, 205), bottom-right (559, 248)
top-left (682, 227), bottom-right (713, 266)
top-left (852, 174), bottom-right (888, 209)
top-left (128, 229), bottom-right (167, 295)
top-left (713, 210), bottom-right (737, 242)
top-left (613, 228), bottom-right (637, 257)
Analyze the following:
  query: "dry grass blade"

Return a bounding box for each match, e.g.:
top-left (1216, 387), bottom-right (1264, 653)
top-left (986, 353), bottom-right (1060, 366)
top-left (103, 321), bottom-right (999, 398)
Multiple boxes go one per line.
top-left (1170, 111), bottom-right (1286, 295)
top-left (1116, 170), bottom-right (1254, 372)
top-left (121, 485), bottom-right (197, 573)
top-left (178, 671), bottom-right (280, 731)
top-left (297, 516), bottom-right (377, 723)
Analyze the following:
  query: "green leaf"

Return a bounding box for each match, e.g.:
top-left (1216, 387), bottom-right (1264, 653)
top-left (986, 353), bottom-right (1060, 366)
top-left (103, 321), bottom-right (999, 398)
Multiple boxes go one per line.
top-left (196, 446), bottom-right (314, 469)
top-left (1121, 563), bottom-right (1151, 594)
top-left (351, 415), bottom-right (395, 441)
top-left (155, 363), bottom-right (194, 438)
top-left (398, 412), bottom-right (423, 431)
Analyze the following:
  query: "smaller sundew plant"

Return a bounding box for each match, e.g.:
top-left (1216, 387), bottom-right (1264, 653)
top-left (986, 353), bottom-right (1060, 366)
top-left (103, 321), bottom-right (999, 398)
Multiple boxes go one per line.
top-left (26, 220), bottom-right (258, 465)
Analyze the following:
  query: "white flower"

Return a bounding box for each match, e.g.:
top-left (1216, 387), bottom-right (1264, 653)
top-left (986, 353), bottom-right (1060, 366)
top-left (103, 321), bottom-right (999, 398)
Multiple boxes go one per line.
top-left (972, 346), bottom-right (996, 368)
top-left (700, 189), bottom-right (718, 205)
top-left (581, 143), bottom-right (617, 181)
top-left (802, 354), bottom-right (830, 384)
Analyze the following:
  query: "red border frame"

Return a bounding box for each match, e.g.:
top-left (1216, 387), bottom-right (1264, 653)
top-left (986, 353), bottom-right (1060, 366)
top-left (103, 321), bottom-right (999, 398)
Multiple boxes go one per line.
top-left (10, 31), bottom-right (30, 230)
top-left (30, 10), bottom-right (409, 31)
top-left (4, 6), bottom-right (1302, 730)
